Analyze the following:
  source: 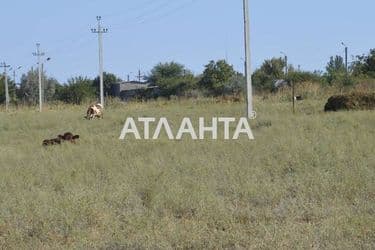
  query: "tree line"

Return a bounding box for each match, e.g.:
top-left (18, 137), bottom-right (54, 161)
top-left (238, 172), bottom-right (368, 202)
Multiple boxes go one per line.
top-left (1, 48), bottom-right (374, 104)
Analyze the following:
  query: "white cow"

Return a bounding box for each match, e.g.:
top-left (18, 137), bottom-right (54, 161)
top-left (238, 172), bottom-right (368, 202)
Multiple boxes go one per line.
top-left (86, 103), bottom-right (104, 120)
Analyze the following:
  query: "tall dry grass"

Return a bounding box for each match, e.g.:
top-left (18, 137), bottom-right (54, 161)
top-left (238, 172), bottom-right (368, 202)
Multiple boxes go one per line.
top-left (0, 94), bottom-right (374, 249)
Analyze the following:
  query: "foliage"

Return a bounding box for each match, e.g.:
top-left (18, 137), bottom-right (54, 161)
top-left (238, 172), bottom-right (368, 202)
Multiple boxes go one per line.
top-left (18, 68), bottom-right (39, 104)
top-left (55, 76), bottom-right (95, 104)
top-left (0, 76), bottom-right (17, 103)
top-left (224, 73), bottom-right (246, 95)
top-left (199, 60), bottom-right (237, 96)
top-left (323, 55), bottom-right (349, 85)
top-left (17, 68), bottom-right (59, 104)
top-left (287, 70), bottom-right (323, 84)
top-left (252, 57), bottom-right (286, 91)
top-left (44, 77), bottom-right (59, 102)
top-left (147, 62), bottom-right (197, 97)
top-left (93, 72), bottom-right (121, 97)
top-left (351, 48), bottom-right (375, 78)
top-left (324, 92), bottom-right (375, 111)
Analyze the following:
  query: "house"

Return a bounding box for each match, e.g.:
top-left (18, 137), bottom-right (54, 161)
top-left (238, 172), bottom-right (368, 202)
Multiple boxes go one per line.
top-left (111, 81), bottom-right (160, 101)
top-left (273, 79), bottom-right (289, 88)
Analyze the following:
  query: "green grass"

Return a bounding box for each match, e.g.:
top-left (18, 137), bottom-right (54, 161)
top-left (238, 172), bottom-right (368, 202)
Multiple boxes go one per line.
top-left (0, 98), bottom-right (374, 249)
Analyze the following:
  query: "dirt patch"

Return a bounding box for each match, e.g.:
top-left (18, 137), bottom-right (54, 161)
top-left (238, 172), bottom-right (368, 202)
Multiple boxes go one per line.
top-left (324, 92), bottom-right (375, 112)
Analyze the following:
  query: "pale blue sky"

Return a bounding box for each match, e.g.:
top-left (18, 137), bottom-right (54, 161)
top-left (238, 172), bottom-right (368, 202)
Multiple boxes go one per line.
top-left (1, 0), bottom-right (374, 82)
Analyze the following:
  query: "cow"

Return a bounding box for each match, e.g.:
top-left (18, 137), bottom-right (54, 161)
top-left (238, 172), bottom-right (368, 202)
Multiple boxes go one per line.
top-left (85, 103), bottom-right (104, 120)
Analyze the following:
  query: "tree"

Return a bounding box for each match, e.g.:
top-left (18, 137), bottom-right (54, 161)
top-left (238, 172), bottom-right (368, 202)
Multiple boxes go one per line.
top-left (18, 68), bottom-right (39, 104)
top-left (326, 56), bottom-right (346, 76)
top-left (147, 62), bottom-right (196, 97)
top-left (0, 75), bottom-right (17, 104)
top-left (199, 60), bottom-right (236, 96)
top-left (55, 76), bottom-right (95, 104)
top-left (324, 55), bottom-right (348, 85)
top-left (352, 49), bottom-right (375, 77)
top-left (44, 77), bottom-right (59, 102)
top-left (93, 72), bottom-right (121, 97)
top-left (17, 67), bottom-right (58, 104)
top-left (221, 73), bottom-right (246, 95)
top-left (252, 57), bottom-right (285, 91)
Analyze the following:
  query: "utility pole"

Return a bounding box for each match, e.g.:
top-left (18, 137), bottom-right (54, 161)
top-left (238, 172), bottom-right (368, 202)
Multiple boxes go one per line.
top-left (341, 42), bottom-right (348, 74)
top-left (138, 69), bottom-right (142, 82)
top-left (91, 16), bottom-right (108, 108)
top-left (281, 51), bottom-right (288, 75)
top-left (243, 0), bottom-right (253, 119)
top-left (1, 62), bottom-right (11, 112)
top-left (292, 80), bottom-right (295, 114)
top-left (33, 43), bottom-right (45, 112)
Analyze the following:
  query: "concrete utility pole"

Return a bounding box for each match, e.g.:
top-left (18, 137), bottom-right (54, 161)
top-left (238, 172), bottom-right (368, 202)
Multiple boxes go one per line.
top-left (243, 0), bottom-right (253, 119)
top-left (91, 16), bottom-right (108, 108)
top-left (281, 51), bottom-right (288, 75)
top-left (41, 58), bottom-right (50, 103)
top-left (341, 42), bottom-right (348, 73)
top-left (1, 62), bottom-right (11, 112)
top-left (33, 43), bottom-right (45, 112)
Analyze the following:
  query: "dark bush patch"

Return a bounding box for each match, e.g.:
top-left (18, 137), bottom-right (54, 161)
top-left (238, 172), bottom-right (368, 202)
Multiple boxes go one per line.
top-left (324, 92), bottom-right (375, 112)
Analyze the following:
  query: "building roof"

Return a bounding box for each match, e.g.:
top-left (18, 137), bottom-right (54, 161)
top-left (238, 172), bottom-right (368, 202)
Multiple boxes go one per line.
top-left (116, 81), bottom-right (152, 91)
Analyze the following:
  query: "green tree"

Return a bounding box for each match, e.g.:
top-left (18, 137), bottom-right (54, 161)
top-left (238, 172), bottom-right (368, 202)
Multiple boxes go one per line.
top-left (326, 56), bottom-right (346, 75)
top-left (0, 75), bottom-right (17, 104)
top-left (352, 49), bottom-right (375, 77)
top-left (287, 70), bottom-right (322, 84)
top-left (323, 55), bottom-right (351, 85)
top-left (44, 77), bottom-right (59, 102)
top-left (18, 68), bottom-right (39, 104)
top-left (17, 68), bottom-right (58, 104)
top-left (199, 60), bottom-right (236, 96)
top-left (93, 72), bottom-right (121, 97)
top-left (252, 57), bottom-right (285, 91)
top-left (148, 62), bottom-right (196, 97)
top-left (55, 76), bottom-right (95, 104)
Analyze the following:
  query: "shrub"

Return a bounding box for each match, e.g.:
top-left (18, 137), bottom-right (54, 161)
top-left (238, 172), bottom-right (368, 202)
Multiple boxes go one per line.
top-left (324, 92), bottom-right (375, 111)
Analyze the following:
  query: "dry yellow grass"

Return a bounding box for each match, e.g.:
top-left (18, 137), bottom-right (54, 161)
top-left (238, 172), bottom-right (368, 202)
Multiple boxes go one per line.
top-left (0, 97), bottom-right (374, 249)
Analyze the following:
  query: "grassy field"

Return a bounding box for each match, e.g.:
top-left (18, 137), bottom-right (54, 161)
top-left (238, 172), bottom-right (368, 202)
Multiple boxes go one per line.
top-left (0, 96), bottom-right (374, 249)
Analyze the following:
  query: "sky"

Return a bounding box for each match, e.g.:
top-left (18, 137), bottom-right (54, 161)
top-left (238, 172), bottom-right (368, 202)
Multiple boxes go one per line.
top-left (0, 0), bottom-right (374, 83)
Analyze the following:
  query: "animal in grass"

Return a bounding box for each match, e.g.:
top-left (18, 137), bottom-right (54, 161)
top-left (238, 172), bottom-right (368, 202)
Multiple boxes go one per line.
top-left (294, 95), bottom-right (303, 101)
top-left (85, 103), bottom-right (104, 120)
top-left (58, 132), bottom-right (80, 143)
top-left (42, 138), bottom-right (61, 146)
top-left (43, 132), bottom-right (80, 146)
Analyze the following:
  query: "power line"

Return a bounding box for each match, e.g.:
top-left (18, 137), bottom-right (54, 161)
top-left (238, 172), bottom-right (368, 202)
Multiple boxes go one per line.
top-left (101, 0), bottom-right (161, 22)
top-left (111, 0), bottom-right (197, 30)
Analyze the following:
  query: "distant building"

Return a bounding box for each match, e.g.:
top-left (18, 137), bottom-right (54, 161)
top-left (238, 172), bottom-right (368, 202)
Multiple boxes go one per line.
top-left (273, 79), bottom-right (289, 88)
top-left (111, 81), bottom-right (159, 101)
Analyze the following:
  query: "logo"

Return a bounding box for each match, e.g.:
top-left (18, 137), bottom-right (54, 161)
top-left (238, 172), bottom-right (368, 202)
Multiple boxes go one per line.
top-left (119, 116), bottom-right (255, 140)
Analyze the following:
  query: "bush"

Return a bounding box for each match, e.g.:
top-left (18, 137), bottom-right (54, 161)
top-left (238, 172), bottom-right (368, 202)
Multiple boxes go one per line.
top-left (324, 92), bottom-right (375, 111)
